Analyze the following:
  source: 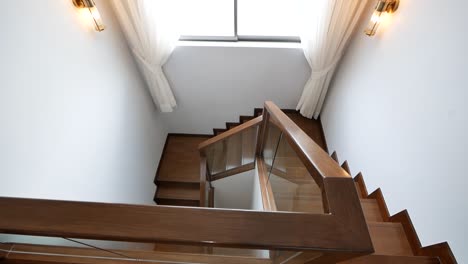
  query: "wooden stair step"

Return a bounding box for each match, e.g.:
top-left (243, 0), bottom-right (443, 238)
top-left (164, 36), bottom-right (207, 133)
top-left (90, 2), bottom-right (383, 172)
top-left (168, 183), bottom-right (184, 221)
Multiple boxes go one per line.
top-left (156, 135), bottom-right (210, 184)
top-left (367, 222), bottom-right (414, 256)
top-left (157, 184), bottom-right (200, 201)
top-left (157, 174), bottom-right (200, 184)
top-left (331, 151), bottom-right (339, 163)
top-left (339, 255), bottom-right (440, 264)
top-left (156, 199), bottom-right (200, 207)
top-left (226, 122), bottom-right (240, 130)
top-left (360, 199), bottom-right (384, 222)
top-left (239, 115), bottom-right (255, 124)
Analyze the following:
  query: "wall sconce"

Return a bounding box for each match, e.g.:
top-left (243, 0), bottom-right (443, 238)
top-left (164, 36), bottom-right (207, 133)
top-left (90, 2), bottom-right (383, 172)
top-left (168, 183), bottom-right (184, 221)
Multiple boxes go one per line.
top-left (73, 0), bottom-right (105, 32)
top-left (365, 0), bottom-right (399, 36)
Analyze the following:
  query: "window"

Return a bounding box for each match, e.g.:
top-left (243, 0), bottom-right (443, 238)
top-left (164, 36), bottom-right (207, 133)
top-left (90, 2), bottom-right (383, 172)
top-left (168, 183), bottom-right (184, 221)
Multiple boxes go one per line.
top-left (178, 0), bottom-right (300, 42)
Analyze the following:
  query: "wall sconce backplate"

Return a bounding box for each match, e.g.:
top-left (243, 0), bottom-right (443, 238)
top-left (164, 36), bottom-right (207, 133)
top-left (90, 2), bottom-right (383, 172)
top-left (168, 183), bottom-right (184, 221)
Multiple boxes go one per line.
top-left (387, 0), bottom-right (399, 13)
top-left (72, 0), bottom-right (86, 8)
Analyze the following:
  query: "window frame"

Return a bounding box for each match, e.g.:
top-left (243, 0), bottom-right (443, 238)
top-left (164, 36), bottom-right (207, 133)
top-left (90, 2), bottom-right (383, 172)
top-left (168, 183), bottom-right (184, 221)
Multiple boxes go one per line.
top-left (178, 0), bottom-right (301, 43)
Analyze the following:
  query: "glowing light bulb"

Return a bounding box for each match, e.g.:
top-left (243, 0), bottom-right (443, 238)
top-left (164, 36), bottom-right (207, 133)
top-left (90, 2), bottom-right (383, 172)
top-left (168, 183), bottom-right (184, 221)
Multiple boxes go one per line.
top-left (88, 5), bottom-right (105, 32)
top-left (73, 0), bottom-right (105, 32)
top-left (364, 0), bottom-right (399, 37)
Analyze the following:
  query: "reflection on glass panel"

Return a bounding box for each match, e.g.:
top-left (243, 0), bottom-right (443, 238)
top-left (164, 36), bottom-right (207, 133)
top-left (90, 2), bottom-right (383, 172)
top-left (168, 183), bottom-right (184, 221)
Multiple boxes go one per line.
top-left (178, 0), bottom-right (235, 37)
top-left (262, 121), bottom-right (282, 168)
top-left (0, 234), bottom-right (270, 262)
top-left (205, 126), bottom-right (258, 176)
top-left (267, 123), bottom-right (324, 213)
top-left (238, 0), bottom-right (301, 37)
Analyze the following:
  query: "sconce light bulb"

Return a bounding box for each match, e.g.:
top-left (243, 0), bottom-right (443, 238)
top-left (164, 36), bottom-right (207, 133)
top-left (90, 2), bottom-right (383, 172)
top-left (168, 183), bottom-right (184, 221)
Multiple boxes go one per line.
top-left (364, 0), bottom-right (399, 37)
top-left (88, 6), bottom-right (105, 31)
top-left (370, 11), bottom-right (382, 24)
top-left (73, 0), bottom-right (105, 32)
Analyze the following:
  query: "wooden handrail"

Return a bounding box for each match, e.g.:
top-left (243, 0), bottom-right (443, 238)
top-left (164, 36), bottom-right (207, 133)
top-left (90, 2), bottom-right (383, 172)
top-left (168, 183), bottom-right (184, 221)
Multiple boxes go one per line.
top-left (263, 101), bottom-right (349, 180)
top-left (0, 197), bottom-right (372, 253)
top-left (198, 116), bottom-right (263, 151)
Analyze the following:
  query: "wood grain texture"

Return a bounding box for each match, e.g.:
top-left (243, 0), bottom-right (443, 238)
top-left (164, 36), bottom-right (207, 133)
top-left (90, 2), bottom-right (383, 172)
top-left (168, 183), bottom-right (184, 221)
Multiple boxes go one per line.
top-left (264, 101), bottom-right (349, 180)
top-left (156, 184), bottom-right (200, 201)
top-left (419, 242), bottom-right (457, 264)
top-left (390, 210), bottom-right (422, 255)
top-left (0, 197), bottom-right (371, 252)
top-left (353, 173), bottom-right (369, 198)
top-left (368, 188), bottom-right (390, 222)
top-left (257, 158), bottom-right (277, 211)
top-left (367, 222), bottom-right (413, 256)
top-left (360, 199), bottom-right (384, 222)
top-left (285, 113), bottom-right (328, 153)
top-left (157, 135), bottom-right (211, 183)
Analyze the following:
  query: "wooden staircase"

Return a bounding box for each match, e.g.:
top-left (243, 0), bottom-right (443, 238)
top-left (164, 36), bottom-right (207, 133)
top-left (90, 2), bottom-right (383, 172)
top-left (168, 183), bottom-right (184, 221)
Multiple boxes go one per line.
top-left (154, 108), bottom-right (327, 207)
top-left (330, 152), bottom-right (456, 264)
top-left (154, 135), bottom-right (210, 206)
top-left (152, 106), bottom-right (456, 263)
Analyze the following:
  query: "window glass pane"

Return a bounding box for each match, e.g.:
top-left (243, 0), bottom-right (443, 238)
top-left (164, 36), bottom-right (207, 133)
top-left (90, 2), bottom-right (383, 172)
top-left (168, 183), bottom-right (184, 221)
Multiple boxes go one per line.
top-left (178, 0), bottom-right (235, 37)
top-left (237, 0), bottom-right (300, 37)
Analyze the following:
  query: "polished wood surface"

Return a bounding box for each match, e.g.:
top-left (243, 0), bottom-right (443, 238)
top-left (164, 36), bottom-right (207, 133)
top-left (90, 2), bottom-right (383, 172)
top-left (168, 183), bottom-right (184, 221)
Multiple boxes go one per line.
top-left (341, 161), bottom-right (351, 174)
top-left (256, 158), bottom-right (277, 211)
top-left (341, 156), bottom-right (456, 263)
top-left (353, 173), bottom-right (369, 198)
top-left (264, 101), bottom-right (349, 180)
top-left (367, 222), bottom-right (413, 256)
top-left (0, 197), bottom-right (371, 251)
top-left (155, 135), bottom-right (211, 207)
top-left (390, 210), bottom-right (422, 255)
top-left (157, 183), bottom-right (200, 201)
top-left (419, 242), bottom-right (458, 264)
top-left (284, 113), bottom-right (328, 153)
top-left (368, 188), bottom-right (391, 222)
top-left (158, 135), bottom-right (211, 183)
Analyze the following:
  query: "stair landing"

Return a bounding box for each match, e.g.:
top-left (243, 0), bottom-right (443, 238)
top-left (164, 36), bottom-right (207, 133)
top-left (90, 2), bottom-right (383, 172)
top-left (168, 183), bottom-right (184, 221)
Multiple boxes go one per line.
top-left (154, 134), bottom-right (211, 206)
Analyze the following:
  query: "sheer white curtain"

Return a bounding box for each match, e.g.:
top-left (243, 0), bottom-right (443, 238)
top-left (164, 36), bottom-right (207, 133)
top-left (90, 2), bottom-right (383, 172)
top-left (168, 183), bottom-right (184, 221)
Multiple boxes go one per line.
top-left (111, 0), bottom-right (178, 112)
top-left (297, 0), bottom-right (368, 119)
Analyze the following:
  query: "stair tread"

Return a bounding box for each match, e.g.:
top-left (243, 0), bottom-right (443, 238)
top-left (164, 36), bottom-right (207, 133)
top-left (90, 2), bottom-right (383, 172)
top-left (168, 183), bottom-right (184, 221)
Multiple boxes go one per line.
top-left (157, 135), bottom-right (210, 183)
top-left (367, 222), bottom-right (414, 256)
top-left (157, 185), bottom-right (200, 201)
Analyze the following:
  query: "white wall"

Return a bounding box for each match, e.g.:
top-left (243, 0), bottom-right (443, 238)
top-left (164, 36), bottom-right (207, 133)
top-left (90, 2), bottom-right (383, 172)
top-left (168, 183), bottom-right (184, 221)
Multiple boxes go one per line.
top-left (321, 0), bottom-right (468, 262)
top-left (0, 0), bottom-right (166, 205)
top-left (162, 44), bottom-right (310, 134)
top-left (212, 170), bottom-right (255, 210)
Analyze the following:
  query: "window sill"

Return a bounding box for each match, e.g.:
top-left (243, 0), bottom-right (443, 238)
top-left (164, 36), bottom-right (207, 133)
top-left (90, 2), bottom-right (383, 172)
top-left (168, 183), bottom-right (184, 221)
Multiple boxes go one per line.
top-left (176, 40), bottom-right (302, 49)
